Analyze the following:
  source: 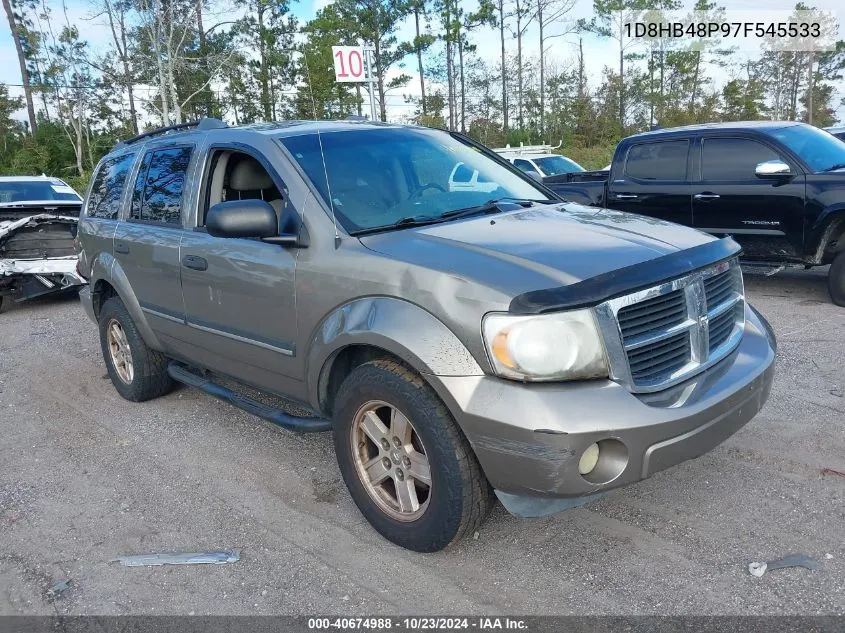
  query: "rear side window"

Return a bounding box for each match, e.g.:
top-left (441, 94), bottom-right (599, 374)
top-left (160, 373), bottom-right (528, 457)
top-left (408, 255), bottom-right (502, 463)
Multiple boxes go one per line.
top-left (87, 153), bottom-right (136, 219)
top-left (624, 140), bottom-right (689, 181)
top-left (130, 146), bottom-right (193, 225)
top-left (702, 138), bottom-right (780, 180)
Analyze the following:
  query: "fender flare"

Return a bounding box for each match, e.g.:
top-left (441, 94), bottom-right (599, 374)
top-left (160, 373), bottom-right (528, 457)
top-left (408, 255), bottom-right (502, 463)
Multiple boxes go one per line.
top-left (305, 296), bottom-right (484, 412)
top-left (90, 253), bottom-right (164, 351)
top-left (809, 206), bottom-right (845, 263)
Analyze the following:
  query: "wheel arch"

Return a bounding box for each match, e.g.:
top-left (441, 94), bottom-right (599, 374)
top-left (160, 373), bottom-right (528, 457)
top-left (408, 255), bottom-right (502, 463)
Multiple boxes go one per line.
top-left (89, 252), bottom-right (164, 351)
top-left (305, 297), bottom-right (484, 417)
top-left (809, 206), bottom-right (845, 264)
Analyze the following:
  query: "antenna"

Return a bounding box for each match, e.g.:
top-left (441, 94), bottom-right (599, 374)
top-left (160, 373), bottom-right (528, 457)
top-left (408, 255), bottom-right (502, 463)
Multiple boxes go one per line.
top-left (301, 49), bottom-right (341, 249)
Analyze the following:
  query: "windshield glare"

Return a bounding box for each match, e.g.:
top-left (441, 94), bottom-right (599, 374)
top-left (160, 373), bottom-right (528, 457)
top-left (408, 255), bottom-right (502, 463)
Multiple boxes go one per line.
top-left (768, 124), bottom-right (845, 172)
top-left (0, 180), bottom-right (80, 203)
top-left (280, 127), bottom-right (552, 233)
top-left (535, 155), bottom-right (584, 176)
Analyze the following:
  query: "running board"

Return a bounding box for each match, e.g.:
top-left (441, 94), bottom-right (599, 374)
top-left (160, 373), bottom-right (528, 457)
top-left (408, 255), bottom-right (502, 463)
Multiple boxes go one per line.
top-left (167, 363), bottom-right (331, 433)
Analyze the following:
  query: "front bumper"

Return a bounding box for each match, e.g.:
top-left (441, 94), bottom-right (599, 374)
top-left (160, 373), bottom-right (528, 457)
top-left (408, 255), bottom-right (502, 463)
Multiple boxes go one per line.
top-left (0, 257), bottom-right (86, 300)
top-left (436, 304), bottom-right (776, 512)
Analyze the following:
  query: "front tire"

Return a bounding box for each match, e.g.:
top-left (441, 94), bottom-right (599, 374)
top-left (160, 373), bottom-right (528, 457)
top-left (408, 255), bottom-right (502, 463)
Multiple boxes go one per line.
top-left (333, 359), bottom-right (493, 552)
top-left (829, 251), bottom-right (845, 307)
top-left (98, 296), bottom-right (173, 401)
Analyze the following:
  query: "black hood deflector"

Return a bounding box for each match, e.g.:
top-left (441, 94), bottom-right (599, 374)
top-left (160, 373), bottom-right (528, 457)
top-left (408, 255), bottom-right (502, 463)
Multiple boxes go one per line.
top-left (509, 237), bottom-right (742, 314)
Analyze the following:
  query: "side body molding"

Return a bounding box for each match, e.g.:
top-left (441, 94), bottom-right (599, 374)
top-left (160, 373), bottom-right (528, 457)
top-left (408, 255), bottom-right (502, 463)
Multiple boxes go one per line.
top-left (91, 252), bottom-right (166, 351)
top-left (305, 297), bottom-right (484, 412)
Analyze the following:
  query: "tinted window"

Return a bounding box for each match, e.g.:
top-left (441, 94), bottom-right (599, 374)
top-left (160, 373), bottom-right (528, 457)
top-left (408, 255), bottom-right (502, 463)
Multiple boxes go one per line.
top-left (513, 159), bottom-right (536, 173)
top-left (87, 154), bottom-right (136, 219)
top-left (625, 141), bottom-right (689, 181)
top-left (130, 146), bottom-right (192, 224)
top-left (702, 138), bottom-right (779, 180)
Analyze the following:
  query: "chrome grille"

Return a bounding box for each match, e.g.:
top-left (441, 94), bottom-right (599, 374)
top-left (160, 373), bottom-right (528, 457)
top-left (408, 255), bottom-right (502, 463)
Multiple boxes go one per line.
top-left (595, 258), bottom-right (745, 393)
top-left (618, 289), bottom-right (687, 341)
top-left (704, 268), bottom-right (735, 310)
top-left (627, 331), bottom-right (691, 383)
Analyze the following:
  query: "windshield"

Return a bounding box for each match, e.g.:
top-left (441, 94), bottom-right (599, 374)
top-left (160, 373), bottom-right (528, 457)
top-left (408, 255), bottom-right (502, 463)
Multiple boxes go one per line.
top-left (0, 179), bottom-right (81, 203)
top-left (534, 155), bottom-right (585, 176)
top-left (279, 127), bottom-right (552, 233)
top-left (767, 124), bottom-right (845, 173)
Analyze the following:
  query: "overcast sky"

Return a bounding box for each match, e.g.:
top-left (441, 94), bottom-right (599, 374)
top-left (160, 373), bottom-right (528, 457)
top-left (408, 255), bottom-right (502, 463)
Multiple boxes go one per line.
top-left (0, 0), bottom-right (841, 128)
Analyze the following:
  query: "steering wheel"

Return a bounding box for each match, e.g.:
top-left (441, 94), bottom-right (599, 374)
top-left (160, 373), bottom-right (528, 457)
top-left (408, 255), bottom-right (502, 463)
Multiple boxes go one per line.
top-left (409, 182), bottom-right (446, 200)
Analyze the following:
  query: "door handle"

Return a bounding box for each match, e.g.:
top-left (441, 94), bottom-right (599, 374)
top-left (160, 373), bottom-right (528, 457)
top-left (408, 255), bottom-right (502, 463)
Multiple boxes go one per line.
top-left (615, 194), bottom-right (638, 200)
top-left (114, 243), bottom-right (129, 254)
top-left (182, 255), bottom-right (208, 271)
top-left (694, 193), bottom-right (721, 200)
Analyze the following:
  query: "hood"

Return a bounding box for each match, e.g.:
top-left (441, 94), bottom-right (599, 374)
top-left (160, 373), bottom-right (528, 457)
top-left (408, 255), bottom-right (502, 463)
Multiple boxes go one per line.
top-left (0, 200), bottom-right (81, 223)
top-left (359, 203), bottom-right (716, 298)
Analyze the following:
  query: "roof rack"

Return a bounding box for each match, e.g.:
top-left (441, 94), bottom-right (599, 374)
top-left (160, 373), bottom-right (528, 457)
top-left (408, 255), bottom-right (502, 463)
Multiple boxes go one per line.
top-left (113, 117), bottom-right (228, 150)
top-left (491, 140), bottom-right (562, 155)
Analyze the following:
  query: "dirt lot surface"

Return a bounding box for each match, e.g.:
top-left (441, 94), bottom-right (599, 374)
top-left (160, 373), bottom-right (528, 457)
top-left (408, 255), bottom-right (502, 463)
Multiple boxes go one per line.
top-left (1, 268), bottom-right (843, 616)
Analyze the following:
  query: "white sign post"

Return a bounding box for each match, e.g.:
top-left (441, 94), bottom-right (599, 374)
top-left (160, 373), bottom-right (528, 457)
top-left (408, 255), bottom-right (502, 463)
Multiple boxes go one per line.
top-left (332, 45), bottom-right (378, 122)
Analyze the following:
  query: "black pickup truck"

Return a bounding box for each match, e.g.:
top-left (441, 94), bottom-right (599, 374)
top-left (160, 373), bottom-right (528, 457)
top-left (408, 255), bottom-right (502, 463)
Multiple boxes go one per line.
top-left (544, 121), bottom-right (845, 305)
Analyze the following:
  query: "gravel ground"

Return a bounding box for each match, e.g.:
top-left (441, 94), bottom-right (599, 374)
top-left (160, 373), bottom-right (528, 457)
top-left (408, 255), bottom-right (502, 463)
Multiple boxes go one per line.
top-left (0, 268), bottom-right (843, 616)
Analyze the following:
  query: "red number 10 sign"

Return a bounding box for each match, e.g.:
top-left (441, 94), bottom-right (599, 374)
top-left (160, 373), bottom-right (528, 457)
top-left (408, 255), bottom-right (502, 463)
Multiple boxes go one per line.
top-left (332, 46), bottom-right (367, 83)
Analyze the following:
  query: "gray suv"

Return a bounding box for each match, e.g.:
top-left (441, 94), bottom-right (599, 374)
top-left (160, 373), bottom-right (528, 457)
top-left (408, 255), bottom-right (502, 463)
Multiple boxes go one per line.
top-left (77, 118), bottom-right (777, 552)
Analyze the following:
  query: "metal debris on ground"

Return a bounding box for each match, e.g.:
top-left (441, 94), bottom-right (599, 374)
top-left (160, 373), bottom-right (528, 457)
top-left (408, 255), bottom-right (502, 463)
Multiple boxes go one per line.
top-left (47, 580), bottom-right (71, 597)
top-left (748, 554), bottom-right (821, 577)
top-left (821, 467), bottom-right (845, 477)
top-left (111, 549), bottom-right (241, 567)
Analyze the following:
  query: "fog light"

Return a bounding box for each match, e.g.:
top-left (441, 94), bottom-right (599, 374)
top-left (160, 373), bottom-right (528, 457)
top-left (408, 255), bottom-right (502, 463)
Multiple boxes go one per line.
top-left (578, 442), bottom-right (600, 475)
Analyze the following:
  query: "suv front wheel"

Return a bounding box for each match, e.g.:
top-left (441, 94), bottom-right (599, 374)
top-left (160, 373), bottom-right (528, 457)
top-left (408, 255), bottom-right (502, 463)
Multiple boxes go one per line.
top-left (98, 296), bottom-right (174, 401)
top-left (333, 359), bottom-right (494, 552)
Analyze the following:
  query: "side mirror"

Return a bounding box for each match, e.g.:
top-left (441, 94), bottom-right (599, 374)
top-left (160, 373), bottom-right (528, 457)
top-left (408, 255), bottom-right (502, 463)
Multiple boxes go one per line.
top-left (526, 170), bottom-right (544, 183)
top-left (207, 199), bottom-right (277, 239)
top-left (755, 160), bottom-right (792, 179)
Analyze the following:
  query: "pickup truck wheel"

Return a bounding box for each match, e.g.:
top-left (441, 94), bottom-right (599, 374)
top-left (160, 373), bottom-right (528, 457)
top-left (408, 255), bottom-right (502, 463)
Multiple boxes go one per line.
top-left (829, 251), bottom-right (845, 306)
top-left (333, 359), bottom-right (493, 552)
top-left (98, 297), bottom-right (173, 402)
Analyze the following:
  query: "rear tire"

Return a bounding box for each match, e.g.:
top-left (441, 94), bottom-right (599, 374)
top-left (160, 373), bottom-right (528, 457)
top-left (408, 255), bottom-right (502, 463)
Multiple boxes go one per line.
top-left (333, 359), bottom-right (494, 552)
top-left (98, 296), bottom-right (173, 401)
top-left (829, 251), bottom-right (845, 307)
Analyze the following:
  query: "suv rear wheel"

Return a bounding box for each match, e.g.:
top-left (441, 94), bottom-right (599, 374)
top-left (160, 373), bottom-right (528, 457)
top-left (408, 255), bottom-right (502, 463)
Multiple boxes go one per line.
top-left (98, 296), bottom-right (173, 401)
top-left (333, 359), bottom-right (493, 552)
top-left (829, 251), bottom-right (845, 307)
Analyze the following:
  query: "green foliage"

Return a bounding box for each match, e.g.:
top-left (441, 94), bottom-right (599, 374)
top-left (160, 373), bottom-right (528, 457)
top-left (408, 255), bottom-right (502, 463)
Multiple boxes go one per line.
top-left (1, 0), bottom-right (843, 185)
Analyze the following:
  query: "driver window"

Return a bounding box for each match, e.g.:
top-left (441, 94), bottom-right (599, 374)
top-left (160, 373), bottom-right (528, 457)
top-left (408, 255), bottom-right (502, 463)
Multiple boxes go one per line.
top-left (202, 150), bottom-right (287, 227)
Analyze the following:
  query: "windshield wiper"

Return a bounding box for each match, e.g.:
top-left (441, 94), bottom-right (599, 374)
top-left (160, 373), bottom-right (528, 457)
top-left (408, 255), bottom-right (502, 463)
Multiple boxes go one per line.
top-left (439, 197), bottom-right (537, 221)
top-left (822, 163), bottom-right (845, 172)
top-left (351, 215), bottom-right (445, 236)
top-left (352, 198), bottom-right (546, 236)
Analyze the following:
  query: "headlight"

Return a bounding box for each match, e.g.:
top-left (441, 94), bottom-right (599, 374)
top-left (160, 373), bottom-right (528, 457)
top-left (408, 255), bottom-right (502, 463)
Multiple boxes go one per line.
top-left (482, 309), bottom-right (608, 381)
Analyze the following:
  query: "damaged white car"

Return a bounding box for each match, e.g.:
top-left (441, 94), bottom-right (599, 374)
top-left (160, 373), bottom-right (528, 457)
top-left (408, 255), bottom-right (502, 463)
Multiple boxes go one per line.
top-left (0, 176), bottom-right (86, 312)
